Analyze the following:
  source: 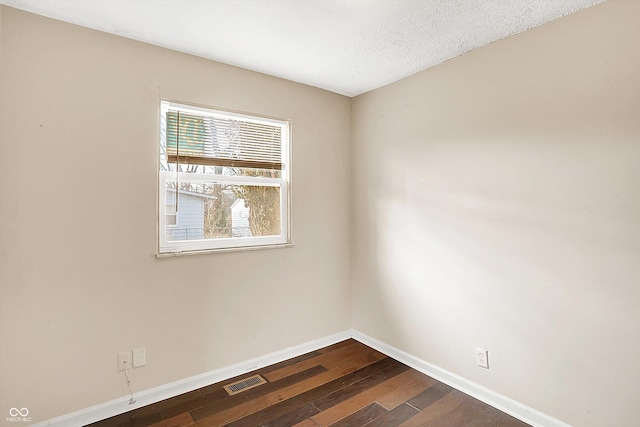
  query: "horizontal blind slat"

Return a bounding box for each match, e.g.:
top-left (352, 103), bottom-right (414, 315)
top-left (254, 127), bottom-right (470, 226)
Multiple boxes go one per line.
top-left (166, 109), bottom-right (284, 169)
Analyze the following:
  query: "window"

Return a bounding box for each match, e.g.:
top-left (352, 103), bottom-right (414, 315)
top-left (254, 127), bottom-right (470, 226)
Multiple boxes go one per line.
top-left (158, 101), bottom-right (290, 254)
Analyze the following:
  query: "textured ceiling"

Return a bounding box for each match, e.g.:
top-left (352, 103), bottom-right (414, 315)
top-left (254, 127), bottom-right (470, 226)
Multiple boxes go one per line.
top-left (1, 0), bottom-right (604, 97)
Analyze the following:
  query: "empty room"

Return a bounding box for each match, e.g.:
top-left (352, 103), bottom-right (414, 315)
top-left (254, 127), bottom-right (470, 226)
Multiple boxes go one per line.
top-left (0, 0), bottom-right (638, 426)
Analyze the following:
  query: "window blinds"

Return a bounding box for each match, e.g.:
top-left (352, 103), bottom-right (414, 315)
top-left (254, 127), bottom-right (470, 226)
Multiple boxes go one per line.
top-left (166, 109), bottom-right (283, 170)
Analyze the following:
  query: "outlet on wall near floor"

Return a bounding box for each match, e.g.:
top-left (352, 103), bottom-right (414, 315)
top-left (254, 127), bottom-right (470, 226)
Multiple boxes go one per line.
top-left (133, 347), bottom-right (146, 368)
top-left (476, 348), bottom-right (489, 369)
top-left (117, 351), bottom-right (132, 372)
top-left (117, 347), bottom-right (146, 372)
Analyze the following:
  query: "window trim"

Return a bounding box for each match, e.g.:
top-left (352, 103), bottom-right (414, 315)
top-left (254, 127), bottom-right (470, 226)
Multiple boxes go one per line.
top-left (157, 100), bottom-right (291, 255)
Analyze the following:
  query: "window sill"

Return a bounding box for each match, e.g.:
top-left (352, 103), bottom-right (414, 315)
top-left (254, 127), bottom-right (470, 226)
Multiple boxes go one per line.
top-left (155, 243), bottom-right (295, 259)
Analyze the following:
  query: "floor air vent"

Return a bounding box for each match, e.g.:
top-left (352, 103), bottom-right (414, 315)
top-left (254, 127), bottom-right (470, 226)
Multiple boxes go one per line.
top-left (223, 374), bottom-right (267, 395)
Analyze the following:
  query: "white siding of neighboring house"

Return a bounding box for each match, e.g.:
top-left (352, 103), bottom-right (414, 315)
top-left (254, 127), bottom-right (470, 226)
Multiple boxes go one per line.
top-left (231, 199), bottom-right (251, 237)
top-left (166, 191), bottom-right (206, 240)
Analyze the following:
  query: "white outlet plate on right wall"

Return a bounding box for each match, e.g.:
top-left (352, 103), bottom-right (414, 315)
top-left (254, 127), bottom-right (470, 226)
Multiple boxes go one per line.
top-left (476, 348), bottom-right (489, 369)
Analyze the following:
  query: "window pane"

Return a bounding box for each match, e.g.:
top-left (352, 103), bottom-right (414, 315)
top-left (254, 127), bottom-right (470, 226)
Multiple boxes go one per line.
top-left (164, 182), bottom-right (281, 242)
top-left (159, 101), bottom-right (289, 253)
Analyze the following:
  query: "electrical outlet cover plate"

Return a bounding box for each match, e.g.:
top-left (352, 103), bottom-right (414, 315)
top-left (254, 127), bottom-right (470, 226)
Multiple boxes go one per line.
top-left (133, 347), bottom-right (146, 368)
top-left (117, 351), bottom-right (132, 372)
top-left (476, 348), bottom-right (489, 369)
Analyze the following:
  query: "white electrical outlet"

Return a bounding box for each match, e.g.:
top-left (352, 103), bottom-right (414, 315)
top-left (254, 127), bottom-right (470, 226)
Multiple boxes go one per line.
top-left (476, 348), bottom-right (489, 369)
top-left (117, 351), bottom-right (132, 372)
top-left (133, 347), bottom-right (146, 368)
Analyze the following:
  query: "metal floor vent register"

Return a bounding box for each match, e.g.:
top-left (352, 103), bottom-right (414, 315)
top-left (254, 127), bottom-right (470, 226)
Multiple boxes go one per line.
top-left (223, 374), bottom-right (267, 395)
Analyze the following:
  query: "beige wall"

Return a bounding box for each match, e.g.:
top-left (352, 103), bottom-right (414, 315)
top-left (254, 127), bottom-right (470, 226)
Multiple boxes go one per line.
top-left (0, 7), bottom-right (352, 422)
top-left (2, 1), bottom-right (639, 425)
top-left (351, 1), bottom-right (639, 426)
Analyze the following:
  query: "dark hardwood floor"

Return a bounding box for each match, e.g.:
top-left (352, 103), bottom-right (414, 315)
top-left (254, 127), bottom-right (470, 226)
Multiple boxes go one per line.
top-left (89, 339), bottom-right (530, 427)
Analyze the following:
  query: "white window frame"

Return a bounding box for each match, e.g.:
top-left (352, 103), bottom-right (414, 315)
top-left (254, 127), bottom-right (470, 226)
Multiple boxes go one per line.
top-left (158, 101), bottom-right (290, 255)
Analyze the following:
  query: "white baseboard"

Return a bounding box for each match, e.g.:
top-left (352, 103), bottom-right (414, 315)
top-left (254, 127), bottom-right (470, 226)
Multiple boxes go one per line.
top-left (351, 330), bottom-right (571, 427)
top-left (36, 329), bottom-right (569, 427)
top-left (34, 330), bottom-right (351, 427)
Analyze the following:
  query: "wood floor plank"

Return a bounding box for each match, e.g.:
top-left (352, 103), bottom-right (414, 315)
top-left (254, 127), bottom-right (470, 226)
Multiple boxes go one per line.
top-left (259, 350), bottom-right (323, 376)
top-left (311, 368), bottom-right (417, 426)
top-left (376, 371), bottom-right (437, 410)
top-left (327, 402), bottom-right (388, 427)
top-left (264, 342), bottom-right (363, 381)
top-left (264, 369), bottom-right (356, 407)
top-left (146, 412), bottom-right (194, 427)
top-left (406, 381), bottom-right (454, 410)
top-left (319, 345), bottom-right (387, 372)
top-left (190, 395), bottom-right (272, 427)
top-left (317, 339), bottom-right (359, 354)
top-left (254, 402), bottom-right (321, 427)
top-left (264, 340), bottom-right (365, 382)
top-left (471, 411), bottom-right (532, 427)
top-left (345, 356), bottom-right (399, 380)
top-left (397, 390), bottom-right (469, 427)
top-left (312, 359), bottom-right (409, 411)
top-left (263, 349), bottom-right (387, 406)
top-left (496, 416), bottom-right (532, 426)
top-left (429, 397), bottom-right (488, 427)
top-left (362, 402), bottom-right (419, 427)
top-left (293, 419), bottom-right (322, 427)
top-left (464, 405), bottom-right (503, 426)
